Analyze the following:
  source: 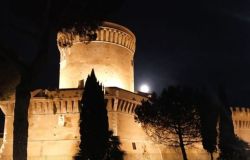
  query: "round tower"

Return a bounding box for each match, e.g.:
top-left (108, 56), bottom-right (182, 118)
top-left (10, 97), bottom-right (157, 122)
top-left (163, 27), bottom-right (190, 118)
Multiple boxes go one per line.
top-left (58, 22), bottom-right (136, 92)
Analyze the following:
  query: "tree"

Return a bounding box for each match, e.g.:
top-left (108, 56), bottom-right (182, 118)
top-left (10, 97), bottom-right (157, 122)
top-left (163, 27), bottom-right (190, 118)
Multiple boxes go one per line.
top-left (0, 51), bottom-right (20, 100)
top-left (217, 86), bottom-right (250, 160)
top-left (106, 130), bottom-right (125, 160)
top-left (0, 0), bottom-right (124, 159)
top-left (77, 70), bottom-right (109, 160)
top-left (197, 88), bottom-right (218, 160)
top-left (135, 86), bottom-right (201, 160)
top-left (76, 70), bottom-right (124, 160)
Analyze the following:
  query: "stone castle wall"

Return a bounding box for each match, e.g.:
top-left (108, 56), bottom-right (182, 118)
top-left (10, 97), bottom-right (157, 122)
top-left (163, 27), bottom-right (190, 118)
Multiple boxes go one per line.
top-left (58, 22), bottom-right (136, 92)
top-left (0, 89), bottom-right (249, 160)
top-left (0, 88), bottom-right (162, 160)
top-left (0, 21), bottom-right (249, 160)
top-left (231, 107), bottom-right (250, 142)
top-left (0, 89), bottom-right (82, 159)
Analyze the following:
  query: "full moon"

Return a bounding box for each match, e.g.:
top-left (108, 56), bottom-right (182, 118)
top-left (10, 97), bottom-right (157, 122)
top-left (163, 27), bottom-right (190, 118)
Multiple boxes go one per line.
top-left (140, 84), bottom-right (150, 93)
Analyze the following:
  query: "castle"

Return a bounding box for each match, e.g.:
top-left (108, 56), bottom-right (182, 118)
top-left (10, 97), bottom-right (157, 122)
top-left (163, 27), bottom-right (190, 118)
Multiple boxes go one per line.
top-left (0, 22), bottom-right (249, 160)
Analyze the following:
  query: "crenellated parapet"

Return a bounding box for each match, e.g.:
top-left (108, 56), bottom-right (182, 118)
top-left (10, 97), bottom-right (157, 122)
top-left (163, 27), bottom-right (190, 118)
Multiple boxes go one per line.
top-left (57, 22), bottom-right (136, 91)
top-left (0, 87), bottom-right (150, 159)
top-left (29, 98), bottom-right (80, 115)
top-left (231, 107), bottom-right (250, 129)
top-left (0, 90), bottom-right (82, 116)
top-left (57, 21), bottom-right (136, 55)
top-left (0, 88), bottom-right (145, 117)
top-left (96, 22), bottom-right (136, 53)
top-left (105, 87), bottom-right (146, 115)
top-left (0, 101), bottom-right (15, 116)
top-left (106, 96), bottom-right (140, 114)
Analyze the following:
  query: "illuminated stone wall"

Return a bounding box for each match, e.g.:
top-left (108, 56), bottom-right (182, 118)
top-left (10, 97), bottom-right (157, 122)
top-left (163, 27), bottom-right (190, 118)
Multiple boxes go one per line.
top-left (105, 88), bottom-right (163, 160)
top-left (0, 88), bottom-right (163, 160)
top-left (58, 22), bottom-right (136, 92)
top-left (0, 21), bottom-right (249, 160)
top-left (231, 107), bottom-right (250, 142)
top-left (0, 89), bottom-right (82, 159)
top-left (0, 90), bottom-right (249, 159)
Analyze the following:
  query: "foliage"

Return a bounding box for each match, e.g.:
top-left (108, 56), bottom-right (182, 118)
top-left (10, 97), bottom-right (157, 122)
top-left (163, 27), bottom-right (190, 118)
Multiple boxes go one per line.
top-left (13, 78), bottom-right (31, 160)
top-left (217, 88), bottom-right (249, 159)
top-left (76, 70), bottom-right (124, 160)
top-left (215, 86), bottom-right (250, 160)
top-left (197, 88), bottom-right (219, 159)
top-left (0, 50), bottom-right (20, 100)
top-left (77, 70), bottom-right (109, 160)
top-left (217, 135), bottom-right (250, 160)
top-left (53, 0), bottom-right (124, 47)
top-left (5, 1), bottom-right (124, 159)
top-left (105, 130), bottom-right (125, 160)
top-left (135, 86), bottom-right (201, 160)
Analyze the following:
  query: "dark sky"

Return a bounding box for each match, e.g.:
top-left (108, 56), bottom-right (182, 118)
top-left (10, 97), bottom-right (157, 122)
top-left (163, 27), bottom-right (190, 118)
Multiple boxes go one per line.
top-left (1, 0), bottom-right (250, 105)
top-left (106, 0), bottom-right (250, 105)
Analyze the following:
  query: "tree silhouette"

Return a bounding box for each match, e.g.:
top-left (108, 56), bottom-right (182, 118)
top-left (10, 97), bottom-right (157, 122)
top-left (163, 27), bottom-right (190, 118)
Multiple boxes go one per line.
top-left (2, 0), bottom-right (124, 159)
top-left (105, 130), bottom-right (125, 160)
top-left (197, 88), bottom-right (218, 160)
top-left (0, 51), bottom-right (20, 100)
top-left (77, 70), bottom-right (109, 160)
top-left (135, 86), bottom-right (201, 160)
top-left (217, 86), bottom-right (250, 160)
top-left (217, 85), bottom-right (237, 159)
top-left (76, 70), bottom-right (124, 160)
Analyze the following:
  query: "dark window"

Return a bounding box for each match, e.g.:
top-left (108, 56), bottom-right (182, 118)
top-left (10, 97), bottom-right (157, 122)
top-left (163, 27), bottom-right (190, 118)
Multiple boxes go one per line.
top-left (0, 109), bottom-right (4, 138)
top-left (111, 99), bottom-right (114, 110)
top-left (132, 142), bottom-right (136, 150)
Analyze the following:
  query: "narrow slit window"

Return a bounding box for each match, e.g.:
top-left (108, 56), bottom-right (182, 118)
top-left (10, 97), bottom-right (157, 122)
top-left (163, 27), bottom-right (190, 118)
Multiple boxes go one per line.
top-left (132, 142), bottom-right (136, 150)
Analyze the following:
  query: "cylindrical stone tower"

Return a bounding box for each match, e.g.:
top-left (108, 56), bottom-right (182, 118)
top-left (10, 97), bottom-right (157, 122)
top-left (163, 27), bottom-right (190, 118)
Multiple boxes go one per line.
top-left (58, 22), bottom-right (136, 92)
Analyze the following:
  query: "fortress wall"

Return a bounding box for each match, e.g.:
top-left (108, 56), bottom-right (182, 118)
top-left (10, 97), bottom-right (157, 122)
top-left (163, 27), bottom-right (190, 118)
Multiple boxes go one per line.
top-left (231, 107), bottom-right (250, 143)
top-left (1, 90), bottom-right (245, 160)
top-left (58, 22), bottom-right (135, 92)
top-left (27, 98), bottom-right (80, 157)
top-left (1, 21), bottom-right (248, 160)
top-left (59, 43), bottom-right (134, 91)
top-left (0, 96), bottom-right (82, 159)
top-left (105, 88), bottom-right (163, 160)
top-left (0, 101), bottom-right (15, 156)
top-left (0, 88), bottom-right (163, 160)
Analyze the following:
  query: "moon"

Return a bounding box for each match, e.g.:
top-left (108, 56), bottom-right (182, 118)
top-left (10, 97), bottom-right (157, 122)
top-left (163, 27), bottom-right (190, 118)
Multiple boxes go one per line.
top-left (140, 84), bottom-right (150, 93)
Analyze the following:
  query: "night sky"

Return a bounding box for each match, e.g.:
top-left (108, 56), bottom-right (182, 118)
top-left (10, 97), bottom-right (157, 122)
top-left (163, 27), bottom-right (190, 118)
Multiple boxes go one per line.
top-left (2, 0), bottom-right (250, 106)
top-left (108, 0), bottom-right (250, 105)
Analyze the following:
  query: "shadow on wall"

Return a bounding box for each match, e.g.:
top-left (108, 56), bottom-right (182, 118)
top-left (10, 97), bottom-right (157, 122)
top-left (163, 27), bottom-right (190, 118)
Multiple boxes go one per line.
top-left (0, 108), bottom-right (4, 140)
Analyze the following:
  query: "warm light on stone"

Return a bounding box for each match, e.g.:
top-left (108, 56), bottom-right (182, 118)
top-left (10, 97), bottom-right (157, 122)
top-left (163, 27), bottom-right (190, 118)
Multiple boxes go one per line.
top-left (0, 22), bottom-right (248, 160)
top-left (58, 22), bottom-right (136, 92)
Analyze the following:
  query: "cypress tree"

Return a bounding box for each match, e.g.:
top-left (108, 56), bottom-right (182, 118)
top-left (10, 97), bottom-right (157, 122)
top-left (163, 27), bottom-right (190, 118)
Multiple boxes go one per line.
top-left (198, 89), bottom-right (218, 160)
top-left (77, 69), bottom-right (109, 160)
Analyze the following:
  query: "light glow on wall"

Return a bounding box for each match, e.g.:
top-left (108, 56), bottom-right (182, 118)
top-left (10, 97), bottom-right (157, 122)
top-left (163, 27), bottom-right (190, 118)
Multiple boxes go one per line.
top-left (97, 75), bottom-right (125, 89)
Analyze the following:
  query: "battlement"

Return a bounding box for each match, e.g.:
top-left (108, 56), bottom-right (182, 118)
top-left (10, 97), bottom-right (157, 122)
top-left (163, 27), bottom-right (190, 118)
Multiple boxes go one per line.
top-left (57, 22), bottom-right (136, 54)
top-left (231, 107), bottom-right (250, 115)
top-left (0, 88), bottom-right (146, 116)
top-left (57, 22), bottom-right (136, 91)
top-left (231, 107), bottom-right (250, 129)
top-left (96, 22), bottom-right (136, 53)
top-left (0, 91), bottom-right (248, 159)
